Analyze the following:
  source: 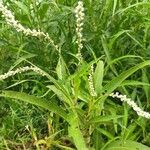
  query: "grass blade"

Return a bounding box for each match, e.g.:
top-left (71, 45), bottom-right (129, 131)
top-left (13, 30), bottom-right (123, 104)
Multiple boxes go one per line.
top-left (103, 60), bottom-right (150, 94)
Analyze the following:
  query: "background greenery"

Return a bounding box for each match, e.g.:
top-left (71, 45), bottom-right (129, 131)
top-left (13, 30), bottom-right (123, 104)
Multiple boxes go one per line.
top-left (1, 0), bottom-right (150, 149)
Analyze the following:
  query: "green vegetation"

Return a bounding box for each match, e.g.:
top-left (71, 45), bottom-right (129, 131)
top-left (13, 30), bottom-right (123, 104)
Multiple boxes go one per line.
top-left (1, 0), bottom-right (150, 149)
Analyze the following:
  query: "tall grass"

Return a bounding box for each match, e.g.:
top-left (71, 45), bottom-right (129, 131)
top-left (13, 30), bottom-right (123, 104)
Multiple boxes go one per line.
top-left (1, 0), bottom-right (150, 149)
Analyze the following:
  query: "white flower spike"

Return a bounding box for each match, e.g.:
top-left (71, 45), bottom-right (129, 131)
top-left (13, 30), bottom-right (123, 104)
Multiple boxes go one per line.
top-left (75, 1), bottom-right (85, 62)
top-left (110, 92), bottom-right (150, 119)
top-left (88, 65), bottom-right (97, 97)
top-left (0, 66), bottom-right (45, 80)
top-left (0, 1), bottom-right (58, 50)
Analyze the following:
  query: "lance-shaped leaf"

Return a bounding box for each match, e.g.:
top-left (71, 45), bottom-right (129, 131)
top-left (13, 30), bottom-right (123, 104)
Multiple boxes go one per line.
top-left (103, 60), bottom-right (150, 94)
top-left (104, 140), bottom-right (150, 150)
top-left (93, 60), bottom-right (104, 95)
top-left (0, 90), bottom-right (69, 122)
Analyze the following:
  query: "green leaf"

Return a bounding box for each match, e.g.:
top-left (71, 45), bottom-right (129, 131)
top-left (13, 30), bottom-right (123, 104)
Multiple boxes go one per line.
top-left (104, 140), bottom-right (150, 150)
top-left (68, 113), bottom-right (88, 150)
top-left (38, 2), bottom-right (49, 20)
top-left (47, 85), bottom-right (72, 105)
top-left (101, 35), bottom-right (118, 76)
top-left (73, 77), bottom-right (81, 100)
top-left (93, 60), bottom-right (104, 95)
top-left (14, 1), bottom-right (29, 15)
top-left (68, 61), bottom-right (95, 81)
top-left (109, 30), bottom-right (131, 50)
top-left (96, 128), bottom-right (114, 139)
top-left (112, 0), bottom-right (118, 16)
top-left (115, 2), bottom-right (150, 15)
top-left (105, 55), bottom-right (143, 74)
top-left (78, 88), bottom-right (90, 103)
top-left (0, 90), bottom-right (68, 122)
top-left (126, 32), bottom-right (145, 50)
top-left (121, 80), bottom-right (150, 87)
top-left (9, 53), bottom-right (37, 71)
top-left (36, 68), bottom-right (72, 104)
top-left (105, 106), bottom-right (119, 133)
top-left (90, 115), bottom-right (122, 124)
top-left (69, 125), bottom-right (88, 150)
top-left (142, 69), bottom-right (150, 105)
top-left (103, 60), bottom-right (150, 94)
top-left (56, 56), bottom-right (68, 80)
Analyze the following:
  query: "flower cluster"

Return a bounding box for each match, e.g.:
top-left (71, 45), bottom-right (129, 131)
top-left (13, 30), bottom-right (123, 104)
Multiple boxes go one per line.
top-left (110, 92), bottom-right (150, 119)
top-left (75, 1), bottom-right (85, 61)
top-left (0, 66), bottom-right (45, 80)
top-left (0, 1), bottom-right (58, 51)
top-left (88, 65), bottom-right (97, 97)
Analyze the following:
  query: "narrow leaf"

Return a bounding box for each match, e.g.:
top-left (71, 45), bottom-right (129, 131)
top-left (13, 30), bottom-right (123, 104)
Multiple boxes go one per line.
top-left (104, 140), bottom-right (150, 150)
top-left (103, 60), bottom-right (150, 94)
top-left (90, 115), bottom-right (122, 123)
top-left (47, 85), bottom-right (72, 105)
top-left (96, 128), bottom-right (114, 139)
top-left (94, 60), bottom-right (104, 95)
top-left (56, 56), bottom-right (67, 80)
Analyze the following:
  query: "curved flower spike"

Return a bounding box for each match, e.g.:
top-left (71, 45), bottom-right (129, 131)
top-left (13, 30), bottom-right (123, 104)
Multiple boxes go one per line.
top-left (110, 92), bottom-right (150, 119)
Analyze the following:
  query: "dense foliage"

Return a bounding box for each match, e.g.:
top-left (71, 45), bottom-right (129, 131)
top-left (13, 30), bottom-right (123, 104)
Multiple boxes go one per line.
top-left (1, 0), bottom-right (150, 150)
